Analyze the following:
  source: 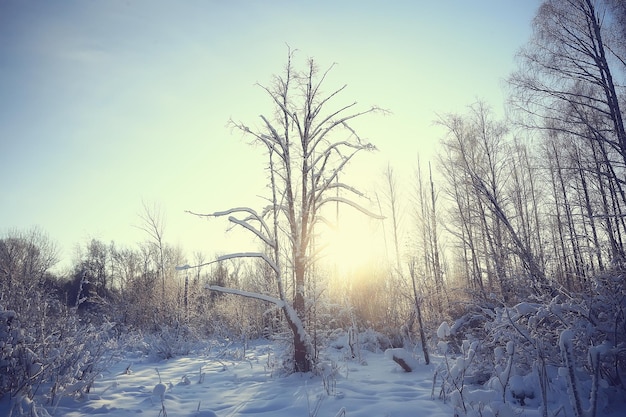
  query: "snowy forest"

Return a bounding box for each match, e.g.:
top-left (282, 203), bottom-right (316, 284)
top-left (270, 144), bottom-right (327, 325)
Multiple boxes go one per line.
top-left (2, 1), bottom-right (626, 416)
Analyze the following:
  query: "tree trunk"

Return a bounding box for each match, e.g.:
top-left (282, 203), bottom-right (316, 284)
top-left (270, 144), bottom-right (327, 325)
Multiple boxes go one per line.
top-left (409, 259), bottom-right (430, 365)
top-left (292, 261), bottom-right (311, 372)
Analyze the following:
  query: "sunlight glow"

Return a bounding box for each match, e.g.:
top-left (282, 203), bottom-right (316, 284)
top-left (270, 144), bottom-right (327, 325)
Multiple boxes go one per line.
top-left (318, 213), bottom-right (386, 276)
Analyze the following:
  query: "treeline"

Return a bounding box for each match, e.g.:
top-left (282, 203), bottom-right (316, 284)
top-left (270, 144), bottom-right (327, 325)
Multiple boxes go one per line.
top-left (0, 226), bottom-right (251, 334)
top-left (420, 0), bottom-right (626, 302)
top-left (397, 1), bottom-right (626, 414)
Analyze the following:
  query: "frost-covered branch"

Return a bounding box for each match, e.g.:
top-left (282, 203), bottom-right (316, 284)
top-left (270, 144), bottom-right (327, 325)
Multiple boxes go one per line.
top-left (226, 216), bottom-right (275, 247)
top-left (310, 139), bottom-right (372, 169)
top-left (312, 141), bottom-right (373, 205)
top-left (176, 252), bottom-right (279, 275)
top-left (206, 285), bottom-right (285, 307)
top-left (310, 105), bottom-right (381, 149)
top-left (325, 181), bottom-right (367, 198)
top-left (218, 252), bottom-right (279, 275)
top-left (186, 208), bottom-right (273, 246)
top-left (318, 196), bottom-right (385, 219)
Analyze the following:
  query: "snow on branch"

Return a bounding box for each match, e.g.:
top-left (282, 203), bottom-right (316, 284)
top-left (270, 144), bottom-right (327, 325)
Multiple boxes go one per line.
top-left (310, 106), bottom-right (384, 150)
top-left (207, 283), bottom-right (309, 345)
top-left (325, 181), bottom-right (366, 198)
top-left (206, 285), bottom-right (285, 307)
top-left (216, 252), bottom-right (279, 275)
top-left (318, 196), bottom-right (385, 220)
top-left (176, 252), bottom-right (279, 275)
top-left (227, 216), bottom-right (275, 247)
top-left (260, 115), bottom-right (287, 150)
top-left (309, 102), bottom-right (359, 143)
top-left (311, 139), bottom-right (372, 168)
top-left (310, 142), bottom-right (372, 201)
top-left (308, 146), bottom-right (372, 216)
top-left (310, 83), bottom-right (347, 121)
top-left (175, 261), bottom-right (218, 271)
top-left (230, 118), bottom-right (288, 161)
top-left (186, 208), bottom-right (273, 245)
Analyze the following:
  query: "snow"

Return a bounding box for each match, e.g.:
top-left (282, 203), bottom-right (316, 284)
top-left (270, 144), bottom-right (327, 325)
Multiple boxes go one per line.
top-left (0, 340), bottom-right (452, 417)
top-left (559, 329), bottom-right (575, 352)
top-left (436, 321), bottom-right (450, 339)
top-left (152, 381), bottom-right (167, 400)
top-left (514, 302), bottom-right (539, 315)
top-left (2, 335), bottom-right (625, 417)
top-left (384, 348), bottom-right (420, 371)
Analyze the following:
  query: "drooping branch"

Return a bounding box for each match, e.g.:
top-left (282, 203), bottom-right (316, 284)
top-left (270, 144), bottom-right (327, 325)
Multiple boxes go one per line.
top-left (206, 285), bottom-right (285, 307)
top-left (177, 251), bottom-right (279, 276)
top-left (217, 252), bottom-right (279, 275)
top-left (226, 216), bottom-right (275, 247)
top-left (470, 172), bottom-right (547, 284)
top-left (318, 196), bottom-right (385, 220)
top-left (186, 208), bottom-right (274, 247)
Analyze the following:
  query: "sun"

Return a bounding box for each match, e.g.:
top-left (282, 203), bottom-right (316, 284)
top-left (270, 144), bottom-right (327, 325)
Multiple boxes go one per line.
top-left (317, 213), bottom-right (385, 276)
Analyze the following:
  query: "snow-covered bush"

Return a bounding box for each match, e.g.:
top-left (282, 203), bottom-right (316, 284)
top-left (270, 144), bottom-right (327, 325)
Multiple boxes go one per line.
top-left (0, 295), bottom-right (120, 416)
top-left (437, 269), bottom-right (626, 416)
top-left (0, 306), bottom-right (41, 403)
top-left (433, 334), bottom-right (481, 415)
top-left (143, 322), bottom-right (203, 360)
top-left (43, 317), bottom-right (119, 406)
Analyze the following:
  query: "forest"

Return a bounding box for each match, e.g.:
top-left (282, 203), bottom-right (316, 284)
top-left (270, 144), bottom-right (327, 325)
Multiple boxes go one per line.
top-left (1, 1), bottom-right (626, 416)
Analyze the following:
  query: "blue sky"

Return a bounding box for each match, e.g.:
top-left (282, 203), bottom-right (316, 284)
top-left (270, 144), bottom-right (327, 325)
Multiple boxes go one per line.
top-left (0, 0), bottom-right (541, 271)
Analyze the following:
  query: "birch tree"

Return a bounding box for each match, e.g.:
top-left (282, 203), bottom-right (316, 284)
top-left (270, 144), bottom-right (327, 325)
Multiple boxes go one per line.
top-left (182, 50), bottom-right (382, 372)
top-left (439, 102), bottom-right (548, 300)
top-left (510, 0), bottom-right (626, 162)
top-left (509, 0), bottom-right (626, 273)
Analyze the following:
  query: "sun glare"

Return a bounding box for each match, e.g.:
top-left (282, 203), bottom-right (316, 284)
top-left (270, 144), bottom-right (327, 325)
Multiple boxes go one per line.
top-left (318, 214), bottom-right (385, 276)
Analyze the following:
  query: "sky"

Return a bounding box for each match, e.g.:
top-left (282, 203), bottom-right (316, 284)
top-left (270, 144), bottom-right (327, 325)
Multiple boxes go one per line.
top-left (0, 0), bottom-right (542, 272)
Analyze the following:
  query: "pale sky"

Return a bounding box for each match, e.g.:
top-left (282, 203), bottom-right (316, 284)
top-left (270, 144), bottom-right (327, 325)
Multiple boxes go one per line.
top-left (0, 0), bottom-right (541, 272)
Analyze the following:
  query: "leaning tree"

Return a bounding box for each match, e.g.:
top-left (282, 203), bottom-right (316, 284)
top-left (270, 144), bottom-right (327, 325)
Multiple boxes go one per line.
top-left (181, 50), bottom-right (383, 372)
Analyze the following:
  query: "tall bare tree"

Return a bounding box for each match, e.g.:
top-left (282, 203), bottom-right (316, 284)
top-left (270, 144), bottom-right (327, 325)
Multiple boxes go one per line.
top-left (508, 0), bottom-right (626, 278)
top-left (510, 0), bottom-right (626, 162)
top-left (413, 156), bottom-right (446, 316)
top-left (184, 50), bottom-right (383, 372)
top-left (382, 164), bottom-right (403, 273)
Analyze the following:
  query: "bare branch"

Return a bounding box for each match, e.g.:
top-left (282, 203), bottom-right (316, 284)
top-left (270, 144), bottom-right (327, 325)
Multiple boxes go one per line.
top-left (216, 252), bottom-right (279, 275)
top-left (318, 196), bottom-right (385, 220)
top-left (186, 208), bottom-right (273, 243)
top-left (206, 285), bottom-right (285, 307)
top-left (226, 216), bottom-right (275, 247)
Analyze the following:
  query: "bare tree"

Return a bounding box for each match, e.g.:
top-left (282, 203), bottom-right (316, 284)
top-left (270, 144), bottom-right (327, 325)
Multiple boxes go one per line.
top-left (408, 258), bottom-right (430, 365)
top-left (439, 102), bottom-right (548, 300)
top-left (413, 156), bottom-right (446, 317)
top-left (137, 201), bottom-right (167, 304)
top-left (382, 163), bottom-right (403, 273)
top-left (438, 144), bottom-right (484, 294)
top-left (0, 227), bottom-right (59, 301)
top-left (510, 0), bottom-right (626, 163)
top-left (376, 164), bottom-right (407, 335)
top-left (183, 50), bottom-right (383, 372)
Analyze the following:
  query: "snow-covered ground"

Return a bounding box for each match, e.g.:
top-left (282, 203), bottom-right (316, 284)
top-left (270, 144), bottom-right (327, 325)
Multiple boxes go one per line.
top-left (3, 335), bottom-right (625, 417)
top-left (4, 339), bottom-right (451, 417)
